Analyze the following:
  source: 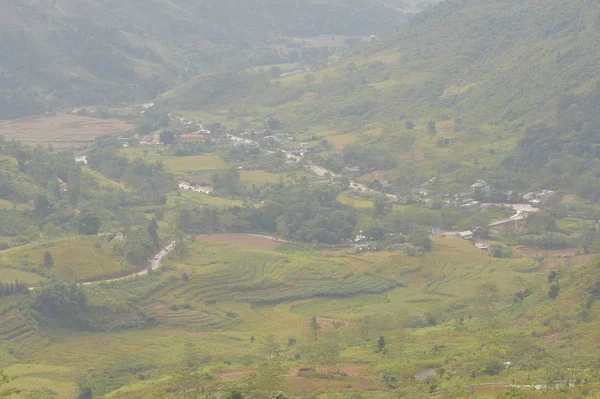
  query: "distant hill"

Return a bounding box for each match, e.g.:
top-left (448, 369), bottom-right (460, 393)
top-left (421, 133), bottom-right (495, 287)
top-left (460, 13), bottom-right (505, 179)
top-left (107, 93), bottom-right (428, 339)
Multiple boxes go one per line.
top-left (0, 0), bottom-right (439, 119)
top-left (168, 0), bottom-right (600, 192)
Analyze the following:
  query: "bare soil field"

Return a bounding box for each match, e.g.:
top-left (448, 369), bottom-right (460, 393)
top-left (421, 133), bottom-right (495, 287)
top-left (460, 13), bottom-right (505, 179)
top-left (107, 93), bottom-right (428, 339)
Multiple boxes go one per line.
top-left (0, 113), bottom-right (134, 145)
top-left (196, 234), bottom-right (280, 249)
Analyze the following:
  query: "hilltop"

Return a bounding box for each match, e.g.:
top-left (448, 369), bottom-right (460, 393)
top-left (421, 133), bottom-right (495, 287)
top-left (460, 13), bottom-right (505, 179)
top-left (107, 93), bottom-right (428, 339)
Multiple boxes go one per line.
top-left (0, 0), bottom-right (439, 119)
top-left (168, 0), bottom-right (600, 193)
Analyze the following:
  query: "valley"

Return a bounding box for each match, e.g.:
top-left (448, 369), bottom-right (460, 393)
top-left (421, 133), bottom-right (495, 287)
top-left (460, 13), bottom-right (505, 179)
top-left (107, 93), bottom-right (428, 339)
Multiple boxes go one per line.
top-left (1, 0), bottom-right (600, 398)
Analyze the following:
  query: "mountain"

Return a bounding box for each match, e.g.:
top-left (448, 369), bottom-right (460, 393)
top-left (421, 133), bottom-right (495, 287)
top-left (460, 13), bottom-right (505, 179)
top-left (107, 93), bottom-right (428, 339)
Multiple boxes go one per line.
top-left (168, 0), bottom-right (600, 193)
top-left (0, 0), bottom-right (439, 119)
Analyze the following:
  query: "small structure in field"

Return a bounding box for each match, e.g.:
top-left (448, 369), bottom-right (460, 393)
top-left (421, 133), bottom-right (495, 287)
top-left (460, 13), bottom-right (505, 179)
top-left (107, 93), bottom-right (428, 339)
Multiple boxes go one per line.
top-left (457, 231), bottom-right (473, 240)
top-left (475, 242), bottom-right (489, 251)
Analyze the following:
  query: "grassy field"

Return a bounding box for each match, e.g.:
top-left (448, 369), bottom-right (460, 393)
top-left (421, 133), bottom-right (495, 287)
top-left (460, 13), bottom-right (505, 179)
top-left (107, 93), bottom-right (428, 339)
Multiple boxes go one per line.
top-left (82, 168), bottom-right (129, 191)
top-left (0, 268), bottom-right (44, 284)
top-left (0, 236), bottom-right (132, 281)
top-left (0, 200), bottom-right (33, 211)
top-left (175, 190), bottom-right (244, 208)
top-left (0, 114), bottom-right (134, 147)
top-left (337, 192), bottom-right (374, 209)
top-left (0, 234), bottom-right (593, 398)
top-left (162, 154), bottom-right (226, 174)
top-left (240, 170), bottom-right (312, 185)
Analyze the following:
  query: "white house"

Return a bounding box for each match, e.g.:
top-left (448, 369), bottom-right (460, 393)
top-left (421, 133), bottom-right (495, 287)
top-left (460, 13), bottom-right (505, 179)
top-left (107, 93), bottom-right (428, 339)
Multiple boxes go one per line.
top-left (457, 231), bottom-right (474, 240)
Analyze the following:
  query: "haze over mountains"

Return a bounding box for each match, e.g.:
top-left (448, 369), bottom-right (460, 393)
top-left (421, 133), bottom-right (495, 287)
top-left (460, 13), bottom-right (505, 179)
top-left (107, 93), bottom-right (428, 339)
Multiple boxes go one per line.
top-left (0, 0), bottom-right (439, 118)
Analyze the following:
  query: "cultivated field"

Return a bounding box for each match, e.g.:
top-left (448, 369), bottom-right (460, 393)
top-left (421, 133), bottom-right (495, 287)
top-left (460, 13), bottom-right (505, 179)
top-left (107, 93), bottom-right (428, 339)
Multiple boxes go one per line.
top-left (0, 268), bottom-right (44, 284)
top-left (162, 154), bottom-right (226, 174)
top-left (0, 236), bottom-right (133, 281)
top-left (0, 235), bottom-right (575, 397)
top-left (176, 190), bottom-right (243, 208)
top-left (0, 113), bottom-right (134, 146)
top-left (196, 233), bottom-right (280, 249)
top-left (240, 170), bottom-right (312, 185)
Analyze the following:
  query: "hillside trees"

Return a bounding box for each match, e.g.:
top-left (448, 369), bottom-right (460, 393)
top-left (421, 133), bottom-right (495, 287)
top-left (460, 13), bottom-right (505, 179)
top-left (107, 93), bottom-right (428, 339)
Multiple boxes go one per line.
top-left (33, 279), bottom-right (89, 328)
top-left (124, 221), bottom-right (160, 265)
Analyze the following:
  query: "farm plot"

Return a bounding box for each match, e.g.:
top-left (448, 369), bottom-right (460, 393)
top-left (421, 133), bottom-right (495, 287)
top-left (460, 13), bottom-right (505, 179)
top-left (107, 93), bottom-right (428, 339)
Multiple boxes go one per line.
top-left (0, 113), bottom-right (134, 146)
top-left (240, 170), bottom-right (312, 185)
top-left (196, 234), bottom-right (280, 249)
top-left (162, 154), bottom-right (225, 174)
top-left (0, 236), bottom-right (132, 281)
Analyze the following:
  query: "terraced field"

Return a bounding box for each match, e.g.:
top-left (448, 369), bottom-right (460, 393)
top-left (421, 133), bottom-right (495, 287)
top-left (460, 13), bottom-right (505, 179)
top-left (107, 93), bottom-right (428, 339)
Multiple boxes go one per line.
top-left (0, 298), bottom-right (48, 357)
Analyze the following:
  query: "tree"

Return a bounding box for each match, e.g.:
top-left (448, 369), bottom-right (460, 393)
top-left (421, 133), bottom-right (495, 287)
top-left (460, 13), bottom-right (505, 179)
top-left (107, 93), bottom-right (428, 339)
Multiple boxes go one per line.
top-left (260, 334), bottom-right (281, 359)
top-left (373, 195), bottom-right (391, 217)
top-left (310, 316), bottom-right (321, 340)
top-left (548, 282), bottom-right (559, 300)
top-left (251, 362), bottom-right (288, 397)
top-left (43, 250), bottom-right (54, 269)
top-left (34, 194), bottom-right (51, 216)
top-left (159, 130), bottom-right (176, 145)
top-left (77, 213), bottom-right (101, 235)
top-left (33, 279), bottom-right (88, 328)
top-left (375, 336), bottom-right (386, 354)
top-left (77, 386), bottom-right (93, 399)
top-left (427, 120), bottom-right (437, 135)
top-left (147, 218), bottom-right (159, 245)
top-left (267, 118), bottom-right (282, 130)
top-left (476, 282), bottom-right (500, 309)
top-left (42, 222), bottom-right (60, 239)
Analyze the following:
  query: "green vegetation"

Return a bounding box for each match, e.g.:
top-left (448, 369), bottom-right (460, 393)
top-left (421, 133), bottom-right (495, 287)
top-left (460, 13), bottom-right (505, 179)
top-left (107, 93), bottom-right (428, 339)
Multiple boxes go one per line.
top-left (0, 0), bottom-right (436, 119)
top-left (163, 154), bottom-right (226, 174)
top-left (3, 0), bottom-right (600, 397)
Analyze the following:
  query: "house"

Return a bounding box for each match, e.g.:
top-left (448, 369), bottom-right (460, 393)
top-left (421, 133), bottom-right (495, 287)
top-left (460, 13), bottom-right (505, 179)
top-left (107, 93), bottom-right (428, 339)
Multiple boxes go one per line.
top-left (140, 135), bottom-right (162, 146)
top-left (57, 178), bottom-right (69, 191)
top-left (74, 155), bottom-right (88, 165)
top-left (475, 242), bottom-right (489, 251)
top-left (180, 134), bottom-right (205, 141)
top-left (412, 188), bottom-right (433, 197)
top-left (471, 180), bottom-right (491, 195)
top-left (178, 182), bottom-right (214, 195)
top-left (457, 231), bottom-right (473, 240)
top-left (523, 189), bottom-right (555, 206)
top-left (343, 166), bottom-right (361, 174)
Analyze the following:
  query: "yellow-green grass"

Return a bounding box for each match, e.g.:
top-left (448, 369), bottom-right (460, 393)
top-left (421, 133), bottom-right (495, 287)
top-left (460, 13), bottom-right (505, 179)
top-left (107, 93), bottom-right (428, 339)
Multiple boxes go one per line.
top-left (0, 236), bottom-right (569, 398)
top-left (327, 133), bottom-right (360, 149)
top-left (82, 168), bottom-right (128, 191)
top-left (118, 147), bottom-right (163, 160)
top-left (0, 200), bottom-right (33, 211)
top-left (0, 237), bottom-right (131, 281)
top-left (240, 170), bottom-right (312, 185)
top-left (0, 268), bottom-right (44, 284)
top-left (175, 190), bottom-right (243, 208)
top-left (337, 192), bottom-right (373, 209)
top-left (162, 154), bottom-right (226, 174)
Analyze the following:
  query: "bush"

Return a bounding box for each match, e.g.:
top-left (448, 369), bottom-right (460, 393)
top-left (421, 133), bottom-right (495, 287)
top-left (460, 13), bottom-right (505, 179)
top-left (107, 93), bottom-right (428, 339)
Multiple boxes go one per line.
top-left (491, 244), bottom-right (512, 258)
top-left (548, 282), bottom-right (559, 299)
top-left (485, 359), bottom-right (504, 376)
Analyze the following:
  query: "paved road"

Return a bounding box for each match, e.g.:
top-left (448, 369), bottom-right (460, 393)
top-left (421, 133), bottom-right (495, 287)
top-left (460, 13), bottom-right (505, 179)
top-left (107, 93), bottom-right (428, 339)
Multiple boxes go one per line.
top-left (82, 241), bottom-right (175, 285)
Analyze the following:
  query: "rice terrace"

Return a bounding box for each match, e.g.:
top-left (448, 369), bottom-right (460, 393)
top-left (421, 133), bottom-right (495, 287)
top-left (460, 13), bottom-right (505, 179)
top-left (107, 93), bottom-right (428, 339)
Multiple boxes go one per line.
top-left (0, 113), bottom-right (134, 146)
top-left (2, 0), bottom-right (600, 397)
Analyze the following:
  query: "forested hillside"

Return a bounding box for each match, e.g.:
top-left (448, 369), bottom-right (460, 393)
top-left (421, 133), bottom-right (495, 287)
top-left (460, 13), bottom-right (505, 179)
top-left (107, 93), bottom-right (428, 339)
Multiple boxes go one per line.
top-left (0, 0), bottom-right (438, 119)
top-left (169, 0), bottom-right (600, 192)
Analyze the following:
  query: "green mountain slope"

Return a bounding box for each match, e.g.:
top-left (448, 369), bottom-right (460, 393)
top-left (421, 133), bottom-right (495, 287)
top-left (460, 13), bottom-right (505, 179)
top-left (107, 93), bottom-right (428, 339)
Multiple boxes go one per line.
top-left (168, 0), bottom-right (600, 192)
top-left (0, 0), bottom-right (439, 119)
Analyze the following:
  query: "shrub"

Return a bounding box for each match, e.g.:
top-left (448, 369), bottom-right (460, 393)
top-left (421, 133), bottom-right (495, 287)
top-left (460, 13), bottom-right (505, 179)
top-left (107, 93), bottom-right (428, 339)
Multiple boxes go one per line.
top-left (548, 282), bottom-right (559, 299)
